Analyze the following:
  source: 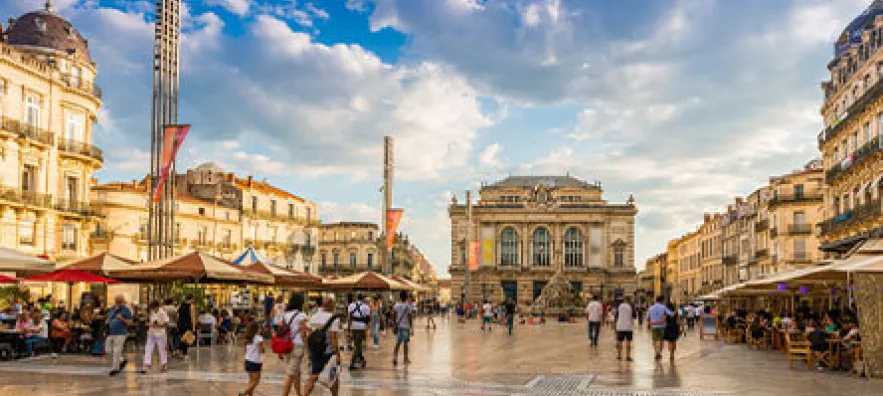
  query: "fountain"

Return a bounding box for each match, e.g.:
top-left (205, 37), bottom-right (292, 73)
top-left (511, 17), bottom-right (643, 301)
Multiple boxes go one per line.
top-left (535, 271), bottom-right (584, 320)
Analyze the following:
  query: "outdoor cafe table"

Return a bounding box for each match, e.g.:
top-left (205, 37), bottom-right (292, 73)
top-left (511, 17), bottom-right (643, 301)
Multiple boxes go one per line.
top-left (827, 336), bottom-right (843, 370)
top-left (0, 329), bottom-right (24, 358)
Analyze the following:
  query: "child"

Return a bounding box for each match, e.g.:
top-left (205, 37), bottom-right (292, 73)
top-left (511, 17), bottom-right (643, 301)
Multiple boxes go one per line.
top-left (240, 322), bottom-right (264, 396)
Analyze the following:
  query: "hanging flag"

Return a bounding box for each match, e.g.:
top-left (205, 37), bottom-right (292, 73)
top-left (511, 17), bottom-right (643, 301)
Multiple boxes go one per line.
top-left (468, 241), bottom-right (480, 272)
top-left (152, 124), bottom-right (190, 203)
top-left (385, 208), bottom-right (404, 248)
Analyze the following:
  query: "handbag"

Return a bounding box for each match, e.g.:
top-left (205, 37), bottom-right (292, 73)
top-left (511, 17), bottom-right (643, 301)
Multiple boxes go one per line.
top-left (181, 330), bottom-right (196, 346)
top-left (318, 355), bottom-right (339, 387)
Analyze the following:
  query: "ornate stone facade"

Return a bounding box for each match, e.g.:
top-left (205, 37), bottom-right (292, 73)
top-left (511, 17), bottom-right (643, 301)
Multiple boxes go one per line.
top-left (448, 175), bottom-right (638, 307)
top-left (0, 3), bottom-right (103, 262)
top-left (854, 272), bottom-right (883, 378)
top-left (318, 222), bottom-right (381, 276)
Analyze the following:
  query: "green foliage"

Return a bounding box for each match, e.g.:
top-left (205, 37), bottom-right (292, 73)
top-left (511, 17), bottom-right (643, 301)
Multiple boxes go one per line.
top-left (0, 286), bottom-right (31, 310)
top-left (169, 282), bottom-right (208, 312)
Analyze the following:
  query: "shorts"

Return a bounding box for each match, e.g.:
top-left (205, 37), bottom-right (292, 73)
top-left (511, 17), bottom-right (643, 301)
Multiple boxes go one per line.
top-left (651, 328), bottom-right (665, 341)
top-left (286, 345), bottom-right (305, 375)
top-left (396, 328), bottom-right (411, 344)
top-left (244, 360), bottom-right (262, 373)
top-left (310, 353), bottom-right (332, 375)
top-left (616, 331), bottom-right (634, 342)
top-left (483, 316), bottom-right (493, 324)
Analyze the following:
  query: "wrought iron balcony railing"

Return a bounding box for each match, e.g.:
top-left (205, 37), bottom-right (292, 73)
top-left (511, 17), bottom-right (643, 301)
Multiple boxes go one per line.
top-left (55, 199), bottom-right (94, 216)
top-left (768, 193), bottom-right (823, 207)
top-left (60, 73), bottom-right (103, 100)
top-left (0, 187), bottom-right (54, 208)
top-left (825, 138), bottom-right (883, 184)
top-left (58, 138), bottom-right (103, 162)
top-left (0, 116), bottom-right (53, 146)
top-left (820, 199), bottom-right (883, 235)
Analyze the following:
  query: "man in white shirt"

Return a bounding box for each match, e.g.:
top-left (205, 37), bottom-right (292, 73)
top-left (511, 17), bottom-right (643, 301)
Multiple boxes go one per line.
top-left (347, 293), bottom-right (371, 370)
top-left (281, 293), bottom-right (309, 396)
top-left (481, 301), bottom-right (494, 332)
top-left (585, 295), bottom-right (603, 347)
top-left (615, 297), bottom-right (635, 362)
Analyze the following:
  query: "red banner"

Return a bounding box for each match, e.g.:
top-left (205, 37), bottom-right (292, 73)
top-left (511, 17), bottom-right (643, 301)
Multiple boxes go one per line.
top-left (468, 241), bottom-right (479, 272)
top-left (386, 208), bottom-right (404, 248)
top-left (152, 124), bottom-right (190, 203)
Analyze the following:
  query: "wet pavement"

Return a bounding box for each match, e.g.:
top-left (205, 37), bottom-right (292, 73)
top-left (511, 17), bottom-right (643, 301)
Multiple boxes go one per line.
top-left (0, 318), bottom-right (880, 395)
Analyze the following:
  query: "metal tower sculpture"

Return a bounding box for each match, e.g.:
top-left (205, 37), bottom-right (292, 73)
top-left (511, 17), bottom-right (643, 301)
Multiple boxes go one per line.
top-left (148, 0), bottom-right (182, 260)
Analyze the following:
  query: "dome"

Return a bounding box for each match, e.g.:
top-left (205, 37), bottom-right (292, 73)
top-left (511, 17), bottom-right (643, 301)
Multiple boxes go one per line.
top-left (196, 162), bottom-right (225, 173)
top-left (835, 0), bottom-right (883, 57)
top-left (5, 2), bottom-right (91, 62)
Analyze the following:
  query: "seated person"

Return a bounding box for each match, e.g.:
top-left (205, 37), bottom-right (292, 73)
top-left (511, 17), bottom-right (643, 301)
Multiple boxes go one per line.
top-left (17, 311), bottom-right (48, 356)
top-left (50, 312), bottom-right (73, 352)
top-left (217, 310), bottom-right (232, 343)
top-left (806, 321), bottom-right (829, 367)
top-left (749, 318), bottom-right (766, 341)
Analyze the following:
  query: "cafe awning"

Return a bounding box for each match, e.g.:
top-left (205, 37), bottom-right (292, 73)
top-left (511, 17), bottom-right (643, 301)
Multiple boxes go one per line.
top-left (0, 246), bottom-right (54, 276)
top-left (324, 271), bottom-right (409, 291)
top-left (56, 252), bottom-right (138, 275)
top-left (112, 251), bottom-right (273, 284)
top-left (243, 261), bottom-right (323, 287)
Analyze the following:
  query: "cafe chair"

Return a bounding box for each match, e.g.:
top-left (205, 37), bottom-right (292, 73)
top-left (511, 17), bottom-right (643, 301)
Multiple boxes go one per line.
top-left (787, 340), bottom-right (813, 369)
top-left (196, 323), bottom-right (215, 347)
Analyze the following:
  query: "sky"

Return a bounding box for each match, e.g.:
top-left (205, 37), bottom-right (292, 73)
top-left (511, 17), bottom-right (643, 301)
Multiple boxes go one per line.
top-left (2, 0), bottom-right (873, 277)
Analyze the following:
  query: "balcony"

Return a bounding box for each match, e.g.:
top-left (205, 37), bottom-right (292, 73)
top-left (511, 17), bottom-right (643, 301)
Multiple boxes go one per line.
top-left (755, 249), bottom-right (769, 259)
top-left (55, 199), bottom-right (94, 217)
top-left (788, 223), bottom-right (813, 235)
top-left (820, 199), bottom-right (883, 236)
top-left (755, 219), bottom-right (769, 231)
top-left (0, 116), bottom-right (53, 146)
top-left (0, 187), bottom-right (54, 209)
top-left (818, 70), bottom-right (883, 147)
top-left (770, 228), bottom-right (778, 238)
top-left (60, 74), bottom-right (103, 100)
top-left (723, 255), bottom-right (738, 265)
top-left (58, 139), bottom-right (103, 162)
top-left (89, 230), bottom-right (114, 241)
top-left (768, 193), bottom-right (824, 207)
top-left (825, 138), bottom-right (883, 184)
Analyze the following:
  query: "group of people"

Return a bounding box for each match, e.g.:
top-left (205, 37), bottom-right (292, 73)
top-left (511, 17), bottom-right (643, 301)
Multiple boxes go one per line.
top-left (585, 295), bottom-right (691, 362)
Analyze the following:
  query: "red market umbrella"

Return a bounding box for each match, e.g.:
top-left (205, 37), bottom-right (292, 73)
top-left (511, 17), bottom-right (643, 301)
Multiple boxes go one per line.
top-left (24, 269), bottom-right (120, 284)
top-left (0, 274), bottom-right (20, 283)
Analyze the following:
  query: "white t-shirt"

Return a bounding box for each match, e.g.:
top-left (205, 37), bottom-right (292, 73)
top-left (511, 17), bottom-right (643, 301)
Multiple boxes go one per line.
top-left (585, 301), bottom-right (603, 322)
top-left (616, 303), bottom-right (634, 332)
top-left (482, 303), bottom-right (493, 318)
top-left (685, 306), bottom-right (696, 318)
top-left (199, 313), bottom-right (217, 326)
top-left (246, 335), bottom-right (264, 363)
top-left (148, 309), bottom-right (169, 338)
top-left (281, 310), bottom-right (307, 345)
top-left (347, 301), bottom-right (371, 331)
top-left (393, 302), bottom-right (412, 329)
top-left (37, 319), bottom-right (49, 338)
top-left (308, 309), bottom-right (342, 355)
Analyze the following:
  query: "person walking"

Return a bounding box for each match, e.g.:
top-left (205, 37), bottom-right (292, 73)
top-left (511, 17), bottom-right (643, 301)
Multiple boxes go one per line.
top-left (481, 300), bottom-right (493, 332)
top-left (425, 300), bottom-right (437, 330)
top-left (162, 299), bottom-right (179, 358)
top-left (176, 295), bottom-right (197, 361)
top-left (647, 296), bottom-right (674, 361)
top-left (370, 297), bottom-right (382, 350)
top-left (303, 297), bottom-right (342, 396)
top-left (504, 298), bottom-right (516, 335)
top-left (240, 321), bottom-right (264, 396)
top-left (281, 293), bottom-right (309, 396)
top-left (585, 295), bottom-right (603, 347)
top-left (106, 295), bottom-right (133, 376)
top-left (663, 302), bottom-right (682, 361)
top-left (139, 301), bottom-right (169, 373)
top-left (614, 297), bottom-right (635, 362)
top-left (347, 293), bottom-right (370, 370)
top-left (392, 291), bottom-right (413, 366)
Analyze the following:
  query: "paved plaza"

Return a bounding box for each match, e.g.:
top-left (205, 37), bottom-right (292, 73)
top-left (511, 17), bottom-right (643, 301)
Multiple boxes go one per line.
top-left (0, 318), bottom-right (879, 396)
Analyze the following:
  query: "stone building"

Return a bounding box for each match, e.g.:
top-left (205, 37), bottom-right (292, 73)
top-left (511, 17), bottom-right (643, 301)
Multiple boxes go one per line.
top-left (0, 2), bottom-right (103, 261)
top-left (644, 253), bottom-right (667, 301)
top-left (448, 175), bottom-right (638, 307)
top-left (668, 230), bottom-right (700, 304)
top-left (318, 222), bottom-right (380, 277)
top-left (698, 213), bottom-right (724, 296)
top-left (817, 0), bottom-right (883, 255)
top-left (90, 163), bottom-right (320, 273)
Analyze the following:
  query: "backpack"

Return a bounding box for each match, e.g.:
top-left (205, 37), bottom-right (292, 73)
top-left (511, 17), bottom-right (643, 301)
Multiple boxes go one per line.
top-left (350, 302), bottom-right (370, 324)
top-left (270, 311), bottom-right (298, 354)
top-left (307, 314), bottom-right (342, 358)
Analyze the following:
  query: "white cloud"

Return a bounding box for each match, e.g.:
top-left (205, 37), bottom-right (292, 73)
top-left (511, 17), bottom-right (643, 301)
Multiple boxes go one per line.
top-left (205, 0), bottom-right (252, 17)
top-left (478, 143), bottom-right (502, 167)
top-left (305, 3), bottom-right (329, 20)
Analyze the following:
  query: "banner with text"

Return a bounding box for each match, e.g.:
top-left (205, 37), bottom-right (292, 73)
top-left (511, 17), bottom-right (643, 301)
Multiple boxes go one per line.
top-left (468, 240), bottom-right (480, 272)
top-left (480, 226), bottom-right (495, 267)
top-left (152, 124), bottom-right (190, 203)
top-left (386, 208), bottom-right (404, 248)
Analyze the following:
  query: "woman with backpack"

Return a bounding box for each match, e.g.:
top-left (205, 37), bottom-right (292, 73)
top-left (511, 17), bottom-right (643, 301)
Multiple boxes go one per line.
top-left (304, 297), bottom-right (342, 396)
top-left (279, 293), bottom-right (308, 396)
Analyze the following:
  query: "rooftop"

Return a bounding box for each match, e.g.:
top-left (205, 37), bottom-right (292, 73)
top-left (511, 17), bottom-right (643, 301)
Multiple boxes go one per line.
top-left (482, 175), bottom-right (601, 190)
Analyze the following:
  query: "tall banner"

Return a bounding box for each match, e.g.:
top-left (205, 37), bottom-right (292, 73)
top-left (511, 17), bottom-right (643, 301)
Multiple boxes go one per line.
top-left (386, 208), bottom-right (404, 248)
top-left (152, 124), bottom-right (190, 203)
top-left (480, 226), bottom-right (495, 267)
top-left (468, 240), bottom-right (480, 272)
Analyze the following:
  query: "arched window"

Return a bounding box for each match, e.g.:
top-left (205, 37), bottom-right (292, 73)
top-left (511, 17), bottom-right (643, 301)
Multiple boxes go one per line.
top-left (532, 227), bottom-right (550, 266)
top-left (564, 227), bottom-right (583, 267)
top-left (500, 227), bottom-right (519, 266)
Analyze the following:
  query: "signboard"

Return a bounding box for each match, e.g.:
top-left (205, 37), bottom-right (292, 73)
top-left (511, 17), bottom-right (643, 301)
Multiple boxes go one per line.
top-left (468, 241), bottom-right (480, 271)
top-left (700, 314), bottom-right (718, 340)
top-left (480, 226), bottom-right (494, 267)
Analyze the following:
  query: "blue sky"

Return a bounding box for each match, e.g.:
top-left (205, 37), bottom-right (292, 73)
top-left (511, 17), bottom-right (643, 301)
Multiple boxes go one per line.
top-left (3, 0), bottom-right (872, 277)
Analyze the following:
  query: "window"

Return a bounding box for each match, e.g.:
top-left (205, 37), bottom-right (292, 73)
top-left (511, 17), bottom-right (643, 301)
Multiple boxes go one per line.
top-left (62, 224), bottom-right (77, 251)
top-left (306, 207), bottom-right (312, 220)
top-left (25, 95), bottom-right (40, 129)
top-left (367, 253), bottom-right (374, 270)
top-left (532, 227), bottom-right (550, 266)
top-left (321, 253), bottom-right (327, 269)
top-left (269, 227), bottom-right (277, 242)
top-left (350, 252), bottom-right (356, 268)
top-left (333, 252), bottom-right (339, 268)
top-left (249, 225), bottom-right (257, 240)
top-left (70, 66), bottom-right (81, 88)
top-left (794, 184), bottom-right (804, 199)
top-left (223, 229), bottom-right (232, 245)
top-left (614, 245), bottom-right (624, 268)
top-left (288, 203), bottom-right (295, 218)
top-left (65, 113), bottom-right (84, 142)
top-left (563, 227), bottom-right (584, 267)
top-left (65, 176), bottom-right (78, 204)
top-left (851, 132), bottom-right (858, 152)
top-left (793, 211), bottom-right (806, 225)
top-left (794, 239), bottom-right (807, 262)
top-left (251, 196), bottom-right (258, 212)
top-left (865, 122), bottom-right (873, 144)
top-left (198, 207), bottom-right (205, 216)
top-left (19, 218), bottom-right (35, 245)
top-left (21, 165), bottom-right (36, 193)
top-left (500, 227), bottom-right (518, 266)
top-left (304, 231), bottom-right (311, 247)
top-left (270, 200), bottom-right (277, 217)
top-left (198, 226), bottom-right (207, 245)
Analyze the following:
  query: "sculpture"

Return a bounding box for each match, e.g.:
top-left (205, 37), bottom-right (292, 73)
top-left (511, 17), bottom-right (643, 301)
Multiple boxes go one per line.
top-left (536, 271), bottom-right (582, 308)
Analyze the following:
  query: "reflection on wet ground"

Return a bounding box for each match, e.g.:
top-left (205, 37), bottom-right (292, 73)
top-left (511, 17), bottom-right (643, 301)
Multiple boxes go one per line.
top-left (0, 318), bottom-right (879, 395)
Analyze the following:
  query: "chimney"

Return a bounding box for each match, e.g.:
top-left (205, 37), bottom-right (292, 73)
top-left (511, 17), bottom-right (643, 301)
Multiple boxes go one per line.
top-left (735, 197), bottom-right (744, 204)
top-left (247, 175), bottom-right (253, 187)
top-left (704, 213), bottom-right (711, 223)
